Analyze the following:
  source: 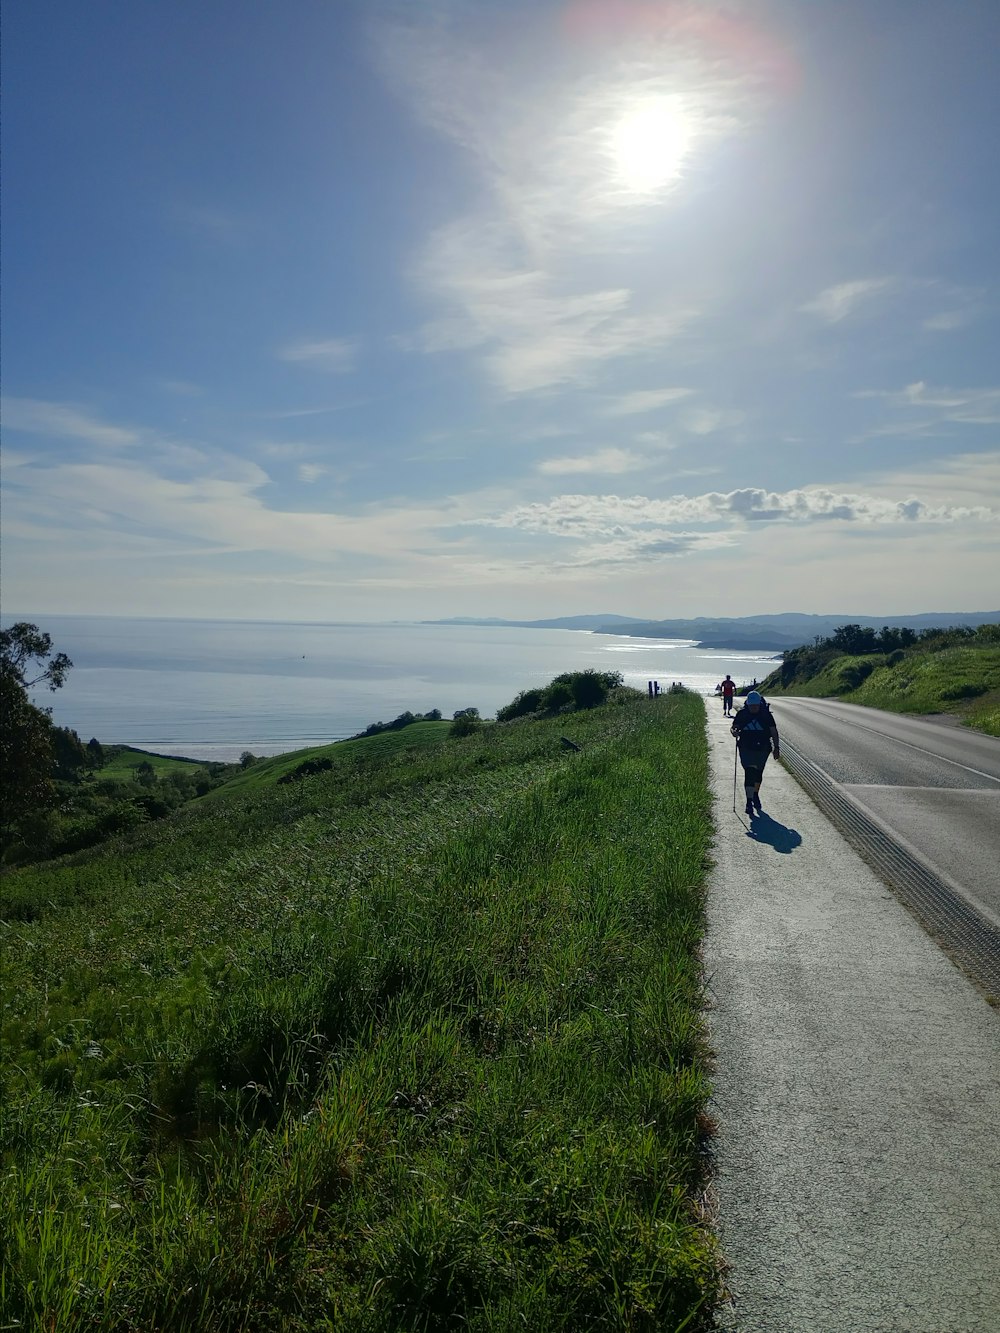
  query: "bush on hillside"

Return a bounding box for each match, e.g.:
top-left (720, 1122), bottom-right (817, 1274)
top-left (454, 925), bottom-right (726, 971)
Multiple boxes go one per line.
top-left (940, 682), bottom-right (988, 701)
top-left (450, 713), bottom-right (484, 737)
top-left (496, 688), bottom-right (545, 722)
top-left (278, 756), bottom-right (334, 785)
top-left (543, 681), bottom-right (574, 711)
top-left (496, 671), bottom-right (624, 722)
top-left (835, 658), bottom-right (882, 691)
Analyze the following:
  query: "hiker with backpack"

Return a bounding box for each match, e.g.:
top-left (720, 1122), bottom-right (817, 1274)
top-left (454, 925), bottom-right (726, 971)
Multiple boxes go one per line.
top-left (731, 690), bottom-right (780, 816)
top-left (720, 674), bottom-right (736, 716)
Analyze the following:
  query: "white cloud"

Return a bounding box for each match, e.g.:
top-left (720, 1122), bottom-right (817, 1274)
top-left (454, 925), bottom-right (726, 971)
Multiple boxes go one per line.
top-left (800, 278), bottom-right (893, 323)
top-left (478, 487), bottom-right (996, 539)
top-left (1, 397), bottom-right (140, 448)
top-left (537, 448), bottom-right (642, 476)
top-left (277, 338), bottom-right (358, 373)
top-left (603, 387), bottom-right (694, 416)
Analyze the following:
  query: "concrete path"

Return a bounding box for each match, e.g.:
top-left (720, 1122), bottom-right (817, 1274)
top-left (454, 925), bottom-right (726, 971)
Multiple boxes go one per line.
top-left (704, 710), bottom-right (1000, 1332)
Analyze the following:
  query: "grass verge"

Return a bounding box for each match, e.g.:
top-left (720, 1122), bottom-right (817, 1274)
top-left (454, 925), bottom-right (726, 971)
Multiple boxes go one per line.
top-left (1, 691), bottom-right (718, 1330)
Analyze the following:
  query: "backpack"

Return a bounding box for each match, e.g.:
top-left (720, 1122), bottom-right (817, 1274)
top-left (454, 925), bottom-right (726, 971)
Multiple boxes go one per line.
top-left (735, 700), bottom-right (773, 746)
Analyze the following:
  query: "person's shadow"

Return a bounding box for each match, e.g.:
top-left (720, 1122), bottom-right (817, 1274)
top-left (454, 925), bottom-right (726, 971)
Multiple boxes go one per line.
top-left (745, 811), bottom-right (802, 854)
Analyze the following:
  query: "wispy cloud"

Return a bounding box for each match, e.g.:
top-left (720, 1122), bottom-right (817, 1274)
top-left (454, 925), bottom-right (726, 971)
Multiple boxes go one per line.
top-left (537, 447), bottom-right (643, 476)
top-left (298, 463), bottom-right (328, 484)
top-left (800, 278), bottom-right (893, 323)
top-left (603, 387), bottom-right (694, 416)
top-left (922, 309), bottom-right (974, 333)
top-left (158, 379), bottom-right (205, 398)
top-left (856, 381), bottom-right (1000, 425)
top-left (410, 220), bottom-right (695, 392)
top-left (380, 5), bottom-right (780, 392)
top-left (1, 397), bottom-right (140, 448)
top-left (277, 338), bottom-right (358, 373)
top-left (7, 450), bottom-right (463, 566)
top-left (679, 406), bottom-right (743, 436)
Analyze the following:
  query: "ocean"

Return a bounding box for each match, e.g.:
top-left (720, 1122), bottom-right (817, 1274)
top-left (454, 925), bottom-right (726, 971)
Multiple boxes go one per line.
top-left (11, 615), bottom-right (779, 763)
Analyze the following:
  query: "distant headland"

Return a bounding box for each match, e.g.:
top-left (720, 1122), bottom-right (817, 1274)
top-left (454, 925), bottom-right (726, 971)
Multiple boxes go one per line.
top-left (425, 611), bottom-right (1000, 653)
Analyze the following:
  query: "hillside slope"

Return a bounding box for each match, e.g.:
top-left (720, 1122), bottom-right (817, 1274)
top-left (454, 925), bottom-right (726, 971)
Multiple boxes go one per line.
top-left (758, 626), bottom-right (1000, 736)
top-left (1, 691), bottom-right (720, 1330)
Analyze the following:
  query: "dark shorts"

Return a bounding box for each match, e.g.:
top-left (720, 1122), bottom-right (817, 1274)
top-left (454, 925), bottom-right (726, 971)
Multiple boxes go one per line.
top-left (738, 748), bottom-right (770, 783)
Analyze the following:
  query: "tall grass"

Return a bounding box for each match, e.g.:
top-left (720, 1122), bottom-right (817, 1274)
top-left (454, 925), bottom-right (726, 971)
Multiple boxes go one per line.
top-left (1, 693), bottom-right (717, 1330)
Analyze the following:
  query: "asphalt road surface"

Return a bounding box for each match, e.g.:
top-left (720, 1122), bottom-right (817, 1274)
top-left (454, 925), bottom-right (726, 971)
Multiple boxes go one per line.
top-left (770, 698), bottom-right (1000, 929)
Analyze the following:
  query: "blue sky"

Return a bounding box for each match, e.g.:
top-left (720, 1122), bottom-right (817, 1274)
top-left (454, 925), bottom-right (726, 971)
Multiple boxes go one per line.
top-left (3, 0), bottom-right (999, 622)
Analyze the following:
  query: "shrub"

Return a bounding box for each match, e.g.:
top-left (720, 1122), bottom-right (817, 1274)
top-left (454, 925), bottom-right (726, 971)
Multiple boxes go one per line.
top-left (940, 682), bottom-right (988, 701)
top-left (569, 669), bottom-right (610, 710)
top-left (496, 689), bottom-right (544, 722)
top-left (450, 713), bottom-right (484, 737)
top-left (542, 681), bottom-right (574, 712)
top-left (837, 658), bottom-right (881, 691)
top-left (277, 756), bottom-right (334, 785)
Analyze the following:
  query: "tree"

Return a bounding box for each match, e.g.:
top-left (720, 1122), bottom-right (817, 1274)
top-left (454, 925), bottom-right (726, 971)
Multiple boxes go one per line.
top-left (0, 677), bottom-right (55, 849)
top-left (0, 622), bottom-right (73, 692)
top-left (239, 751), bottom-right (258, 769)
top-left (52, 725), bottom-right (90, 781)
top-left (0, 623), bottom-right (73, 857)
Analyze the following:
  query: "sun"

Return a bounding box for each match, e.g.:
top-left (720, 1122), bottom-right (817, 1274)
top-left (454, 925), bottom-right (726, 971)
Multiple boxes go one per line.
top-left (610, 96), bottom-right (693, 193)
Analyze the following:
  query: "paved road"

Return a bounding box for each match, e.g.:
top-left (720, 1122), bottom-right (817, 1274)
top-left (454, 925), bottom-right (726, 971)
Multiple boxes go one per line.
top-left (769, 698), bottom-right (1000, 929)
top-left (704, 711), bottom-right (1000, 1332)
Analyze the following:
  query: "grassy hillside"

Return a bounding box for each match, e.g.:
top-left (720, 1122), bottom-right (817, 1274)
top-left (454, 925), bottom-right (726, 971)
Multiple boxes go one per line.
top-left (1, 691), bottom-right (719, 1330)
top-left (210, 719), bottom-right (453, 796)
top-left (759, 626), bottom-right (1000, 736)
top-left (97, 745), bottom-right (207, 781)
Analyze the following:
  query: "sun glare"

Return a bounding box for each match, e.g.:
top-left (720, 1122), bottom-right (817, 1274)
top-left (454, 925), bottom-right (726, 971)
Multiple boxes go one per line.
top-left (611, 96), bottom-right (693, 193)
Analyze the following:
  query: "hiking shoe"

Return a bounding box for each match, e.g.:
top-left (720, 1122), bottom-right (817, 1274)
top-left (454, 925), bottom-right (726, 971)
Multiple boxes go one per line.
top-left (752, 793), bottom-right (762, 813)
top-left (745, 799), bottom-right (754, 816)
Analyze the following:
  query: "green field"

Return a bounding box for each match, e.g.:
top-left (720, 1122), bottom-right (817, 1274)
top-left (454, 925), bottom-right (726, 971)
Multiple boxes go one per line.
top-left (97, 745), bottom-right (207, 781)
top-left (1, 692), bottom-right (719, 1330)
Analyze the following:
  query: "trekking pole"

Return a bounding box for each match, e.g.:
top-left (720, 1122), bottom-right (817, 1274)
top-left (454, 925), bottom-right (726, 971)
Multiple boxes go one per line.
top-left (732, 738), bottom-right (738, 814)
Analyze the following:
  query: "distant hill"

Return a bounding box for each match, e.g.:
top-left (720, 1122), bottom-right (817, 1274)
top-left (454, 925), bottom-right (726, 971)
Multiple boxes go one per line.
top-left (427, 614), bottom-right (646, 631)
top-left (426, 612), bottom-right (1000, 651)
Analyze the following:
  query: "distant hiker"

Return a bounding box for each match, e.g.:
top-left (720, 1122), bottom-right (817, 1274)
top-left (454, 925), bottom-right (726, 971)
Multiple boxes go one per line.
top-left (731, 690), bottom-right (780, 817)
top-left (720, 674), bottom-right (736, 716)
